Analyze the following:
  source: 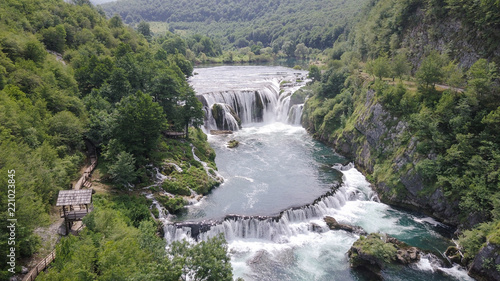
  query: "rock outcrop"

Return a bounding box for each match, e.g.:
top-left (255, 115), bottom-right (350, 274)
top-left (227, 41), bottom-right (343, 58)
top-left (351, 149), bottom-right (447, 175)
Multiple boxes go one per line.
top-left (468, 243), bottom-right (500, 281)
top-left (348, 233), bottom-right (421, 277)
top-left (324, 216), bottom-right (367, 235)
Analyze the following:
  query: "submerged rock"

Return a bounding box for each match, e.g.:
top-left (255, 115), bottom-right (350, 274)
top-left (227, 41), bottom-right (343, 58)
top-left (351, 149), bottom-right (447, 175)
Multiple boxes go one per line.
top-left (324, 216), bottom-right (367, 235)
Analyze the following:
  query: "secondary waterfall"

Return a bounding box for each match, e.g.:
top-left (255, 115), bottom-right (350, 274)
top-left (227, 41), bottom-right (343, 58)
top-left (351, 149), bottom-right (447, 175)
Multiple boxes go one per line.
top-left (165, 66), bottom-right (474, 281)
top-left (190, 66), bottom-right (308, 131)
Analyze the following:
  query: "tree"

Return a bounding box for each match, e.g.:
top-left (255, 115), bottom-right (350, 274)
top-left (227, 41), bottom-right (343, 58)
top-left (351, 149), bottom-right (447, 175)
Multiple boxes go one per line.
top-left (107, 151), bottom-right (137, 187)
top-left (170, 235), bottom-right (233, 281)
top-left (416, 51), bottom-right (445, 91)
top-left (109, 14), bottom-right (123, 28)
top-left (366, 54), bottom-right (390, 80)
top-left (162, 36), bottom-right (187, 55)
top-left (294, 43), bottom-right (309, 58)
top-left (48, 111), bottom-right (85, 152)
top-left (282, 41), bottom-right (296, 57)
top-left (180, 89), bottom-right (204, 138)
top-left (390, 52), bottom-right (410, 81)
top-left (150, 69), bottom-right (183, 119)
top-left (308, 65), bottom-right (321, 82)
top-left (467, 59), bottom-right (498, 104)
top-left (112, 91), bottom-right (166, 162)
top-left (137, 21), bottom-right (151, 38)
top-left (41, 25), bottom-right (66, 53)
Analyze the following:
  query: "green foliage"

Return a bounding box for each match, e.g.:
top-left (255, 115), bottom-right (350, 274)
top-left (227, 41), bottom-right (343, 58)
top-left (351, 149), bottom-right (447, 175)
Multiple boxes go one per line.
top-left (0, 0), bottom-right (208, 276)
top-left (111, 195), bottom-right (153, 228)
top-left (102, 0), bottom-right (367, 54)
top-left (162, 180), bottom-right (192, 196)
top-left (308, 65), bottom-right (321, 82)
top-left (170, 234), bottom-right (233, 281)
top-left (352, 233), bottom-right (397, 264)
top-left (156, 195), bottom-right (187, 214)
top-left (459, 221), bottom-right (500, 261)
top-left (416, 51), bottom-right (446, 91)
top-left (366, 54), bottom-right (390, 80)
top-left (136, 21), bottom-right (151, 38)
top-left (111, 91), bottom-right (166, 163)
top-left (41, 24), bottom-right (67, 53)
top-left (107, 151), bottom-right (138, 187)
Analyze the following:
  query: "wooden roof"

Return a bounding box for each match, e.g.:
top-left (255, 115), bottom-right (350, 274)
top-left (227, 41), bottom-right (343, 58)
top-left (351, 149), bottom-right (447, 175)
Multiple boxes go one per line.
top-left (56, 189), bottom-right (92, 206)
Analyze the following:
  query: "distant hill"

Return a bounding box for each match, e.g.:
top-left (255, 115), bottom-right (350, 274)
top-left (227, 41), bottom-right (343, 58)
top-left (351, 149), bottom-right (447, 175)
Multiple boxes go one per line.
top-left (101, 0), bottom-right (368, 50)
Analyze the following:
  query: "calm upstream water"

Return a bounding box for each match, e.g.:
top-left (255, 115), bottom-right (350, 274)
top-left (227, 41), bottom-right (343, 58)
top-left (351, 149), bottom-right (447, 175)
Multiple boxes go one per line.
top-left (165, 66), bottom-right (474, 281)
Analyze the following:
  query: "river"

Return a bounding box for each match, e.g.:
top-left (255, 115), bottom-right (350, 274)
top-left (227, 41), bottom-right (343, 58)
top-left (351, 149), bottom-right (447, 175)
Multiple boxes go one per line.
top-left (164, 66), bottom-right (474, 281)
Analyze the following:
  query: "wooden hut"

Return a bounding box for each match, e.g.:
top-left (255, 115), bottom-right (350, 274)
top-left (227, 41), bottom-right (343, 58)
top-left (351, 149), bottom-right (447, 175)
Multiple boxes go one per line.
top-left (56, 189), bottom-right (94, 234)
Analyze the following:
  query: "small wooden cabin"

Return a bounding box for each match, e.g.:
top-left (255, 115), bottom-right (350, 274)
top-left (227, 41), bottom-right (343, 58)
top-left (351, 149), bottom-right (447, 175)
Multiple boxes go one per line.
top-left (56, 189), bottom-right (93, 234)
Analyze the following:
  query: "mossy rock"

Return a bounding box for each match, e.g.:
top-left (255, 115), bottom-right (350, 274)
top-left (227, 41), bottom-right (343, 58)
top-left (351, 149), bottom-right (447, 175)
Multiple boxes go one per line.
top-left (348, 233), bottom-right (422, 277)
top-left (227, 139), bottom-right (239, 148)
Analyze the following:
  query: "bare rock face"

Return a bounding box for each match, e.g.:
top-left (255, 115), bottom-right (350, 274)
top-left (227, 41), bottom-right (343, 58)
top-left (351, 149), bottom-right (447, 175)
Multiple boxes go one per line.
top-left (324, 216), bottom-right (367, 235)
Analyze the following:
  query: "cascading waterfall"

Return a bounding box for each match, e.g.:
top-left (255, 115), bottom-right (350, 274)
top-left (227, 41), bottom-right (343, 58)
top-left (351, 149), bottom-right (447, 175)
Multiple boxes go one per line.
top-left (287, 104), bottom-right (303, 125)
top-left (193, 73), bottom-right (309, 132)
top-left (164, 164), bottom-right (370, 243)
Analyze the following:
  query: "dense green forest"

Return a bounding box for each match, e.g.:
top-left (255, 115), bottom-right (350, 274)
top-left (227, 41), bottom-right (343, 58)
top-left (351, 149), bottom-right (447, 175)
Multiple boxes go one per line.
top-left (0, 0), bottom-right (230, 279)
top-left (101, 0), bottom-right (368, 59)
top-left (302, 0), bottom-right (500, 277)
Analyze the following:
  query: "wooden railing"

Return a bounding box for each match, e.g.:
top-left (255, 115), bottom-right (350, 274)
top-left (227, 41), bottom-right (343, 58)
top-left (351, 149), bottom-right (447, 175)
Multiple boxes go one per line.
top-left (22, 250), bottom-right (56, 281)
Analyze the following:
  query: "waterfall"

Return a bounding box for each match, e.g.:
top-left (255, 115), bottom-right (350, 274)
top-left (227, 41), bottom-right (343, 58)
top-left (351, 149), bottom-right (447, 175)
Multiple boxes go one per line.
top-left (196, 76), bottom-right (309, 132)
top-left (164, 163), bottom-right (376, 244)
top-left (287, 104), bottom-right (303, 125)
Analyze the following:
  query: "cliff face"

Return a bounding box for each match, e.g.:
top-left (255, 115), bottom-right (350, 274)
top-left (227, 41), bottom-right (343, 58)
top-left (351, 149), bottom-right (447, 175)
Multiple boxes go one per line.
top-left (304, 89), bottom-right (460, 225)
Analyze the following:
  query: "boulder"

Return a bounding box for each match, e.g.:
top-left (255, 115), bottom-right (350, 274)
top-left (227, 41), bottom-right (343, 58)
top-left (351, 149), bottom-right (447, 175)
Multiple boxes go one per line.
top-left (396, 246), bottom-right (421, 265)
top-left (324, 216), bottom-right (367, 235)
top-left (445, 246), bottom-right (463, 265)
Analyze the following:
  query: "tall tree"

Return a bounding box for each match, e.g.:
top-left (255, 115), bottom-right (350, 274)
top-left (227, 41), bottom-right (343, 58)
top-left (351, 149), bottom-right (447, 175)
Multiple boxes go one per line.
top-left (416, 51), bottom-right (445, 91)
top-left (112, 91), bottom-right (166, 162)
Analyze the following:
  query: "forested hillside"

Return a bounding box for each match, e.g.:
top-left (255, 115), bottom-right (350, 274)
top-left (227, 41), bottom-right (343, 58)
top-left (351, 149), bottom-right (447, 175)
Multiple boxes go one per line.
top-left (302, 0), bottom-right (500, 279)
top-left (101, 0), bottom-right (368, 52)
top-left (0, 0), bottom-right (231, 279)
